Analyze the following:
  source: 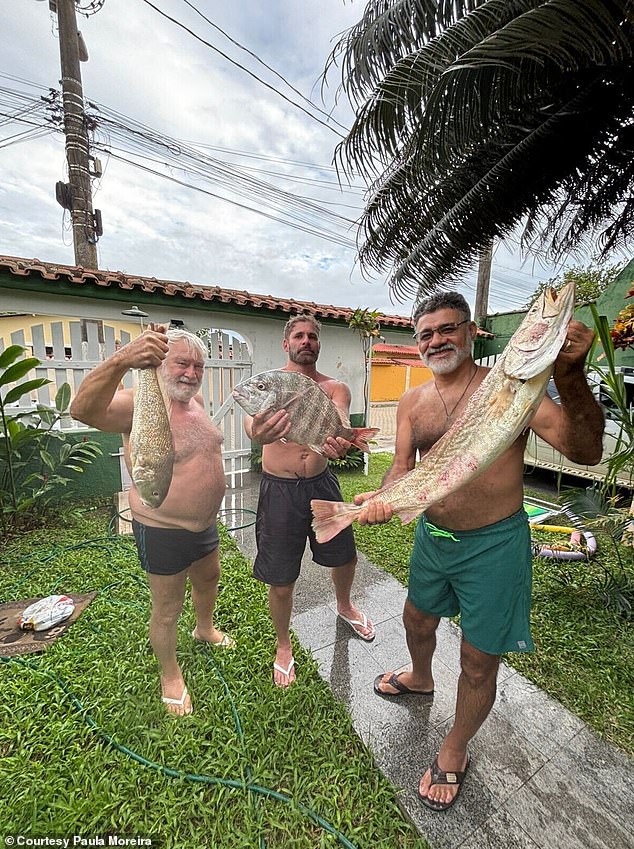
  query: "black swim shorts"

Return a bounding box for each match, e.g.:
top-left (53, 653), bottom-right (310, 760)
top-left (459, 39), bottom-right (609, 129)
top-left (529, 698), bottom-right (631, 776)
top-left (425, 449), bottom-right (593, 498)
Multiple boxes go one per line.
top-left (132, 519), bottom-right (220, 576)
top-left (253, 467), bottom-right (356, 586)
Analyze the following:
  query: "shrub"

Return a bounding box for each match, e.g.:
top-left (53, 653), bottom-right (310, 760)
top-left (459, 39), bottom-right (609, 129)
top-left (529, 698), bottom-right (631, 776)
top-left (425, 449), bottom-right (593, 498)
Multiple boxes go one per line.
top-left (0, 345), bottom-right (102, 535)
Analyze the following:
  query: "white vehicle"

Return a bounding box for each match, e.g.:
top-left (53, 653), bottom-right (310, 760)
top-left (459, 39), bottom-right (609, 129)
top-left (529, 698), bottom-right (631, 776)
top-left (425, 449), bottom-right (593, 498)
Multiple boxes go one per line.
top-left (523, 369), bottom-right (634, 489)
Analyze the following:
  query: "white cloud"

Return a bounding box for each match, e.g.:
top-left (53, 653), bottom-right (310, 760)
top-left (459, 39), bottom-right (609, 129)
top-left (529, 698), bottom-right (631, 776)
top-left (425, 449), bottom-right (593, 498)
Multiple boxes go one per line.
top-left (1, 0), bottom-right (630, 319)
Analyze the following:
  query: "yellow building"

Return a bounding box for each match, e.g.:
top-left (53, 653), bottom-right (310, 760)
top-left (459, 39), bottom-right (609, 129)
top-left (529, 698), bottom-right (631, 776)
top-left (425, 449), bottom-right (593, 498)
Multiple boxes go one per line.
top-left (370, 343), bottom-right (432, 402)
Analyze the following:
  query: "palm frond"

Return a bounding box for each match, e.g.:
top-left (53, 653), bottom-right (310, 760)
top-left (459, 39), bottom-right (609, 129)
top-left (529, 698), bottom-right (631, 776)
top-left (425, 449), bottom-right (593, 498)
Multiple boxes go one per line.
top-left (332, 0), bottom-right (634, 299)
top-left (325, 0), bottom-right (487, 105)
top-left (334, 0), bottom-right (535, 177)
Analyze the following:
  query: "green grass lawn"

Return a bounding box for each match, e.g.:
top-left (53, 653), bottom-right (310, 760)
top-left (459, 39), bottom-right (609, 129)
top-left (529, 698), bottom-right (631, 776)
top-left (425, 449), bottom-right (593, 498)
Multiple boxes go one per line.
top-left (2, 454), bottom-right (632, 846)
top-left (338, 454), bottom-right (634, 754)
top-left (0, 510), bottom-right (429, 849)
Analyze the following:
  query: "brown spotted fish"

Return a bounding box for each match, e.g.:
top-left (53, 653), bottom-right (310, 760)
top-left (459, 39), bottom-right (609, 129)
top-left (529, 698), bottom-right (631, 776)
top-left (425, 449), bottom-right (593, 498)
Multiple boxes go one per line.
top-left (130, 368), bottom-right (174, 508)
top-left (311, 283), bottom-right (576, 542)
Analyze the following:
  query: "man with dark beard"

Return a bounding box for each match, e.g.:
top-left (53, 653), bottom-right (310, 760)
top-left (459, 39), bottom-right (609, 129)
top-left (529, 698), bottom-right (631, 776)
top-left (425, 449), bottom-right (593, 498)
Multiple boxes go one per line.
top-left (245, 314), bottom-right (375, 687)
top-left (356, 292), bottom-right (603, 811)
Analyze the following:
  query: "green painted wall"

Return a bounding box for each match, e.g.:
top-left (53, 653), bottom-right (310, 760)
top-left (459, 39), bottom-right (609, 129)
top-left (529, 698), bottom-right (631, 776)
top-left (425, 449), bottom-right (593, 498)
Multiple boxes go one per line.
top-left (63, 430), bottom-right (124, 500)
top-left (478, 258), bottom-right (634, 366)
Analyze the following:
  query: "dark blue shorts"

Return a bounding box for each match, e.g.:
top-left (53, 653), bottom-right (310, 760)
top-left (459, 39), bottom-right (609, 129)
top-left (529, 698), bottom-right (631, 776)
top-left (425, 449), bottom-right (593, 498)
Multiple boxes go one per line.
top-left (132, 520), bottom-right (220, 576)
top-left (253, 468), bottom-right (356, 586)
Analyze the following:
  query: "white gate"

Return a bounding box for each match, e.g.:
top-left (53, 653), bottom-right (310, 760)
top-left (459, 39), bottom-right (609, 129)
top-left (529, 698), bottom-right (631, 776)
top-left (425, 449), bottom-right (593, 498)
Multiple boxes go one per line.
top-left (1, 321), bottom-right (253, 486)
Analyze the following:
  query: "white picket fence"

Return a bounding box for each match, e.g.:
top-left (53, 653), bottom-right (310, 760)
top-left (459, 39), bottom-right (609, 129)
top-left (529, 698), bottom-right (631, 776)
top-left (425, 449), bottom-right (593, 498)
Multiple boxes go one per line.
top-left (1, 321), bottom-right (253, 487)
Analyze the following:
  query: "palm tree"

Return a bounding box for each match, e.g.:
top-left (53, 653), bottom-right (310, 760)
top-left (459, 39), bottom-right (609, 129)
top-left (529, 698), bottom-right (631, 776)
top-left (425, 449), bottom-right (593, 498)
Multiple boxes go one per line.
top-left (326, 0), bottom-right (634, 303)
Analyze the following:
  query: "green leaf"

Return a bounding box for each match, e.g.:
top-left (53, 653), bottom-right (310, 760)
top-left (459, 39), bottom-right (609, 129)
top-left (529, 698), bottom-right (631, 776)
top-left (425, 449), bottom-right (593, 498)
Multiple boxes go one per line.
top-left (55, 383), bottom-right (71, 413)
top-left (39, 450), bottom-right (56, 471)
top-left (0, 358), bottom-right (41, 387)
top-left (0, 344), bottom-right (26, 369)
top-left (9, 429), bottom-right (41, 450)
top-left (35, 408), bottom-right (57, 426)
top-left (3, 379), bottom-right (50, 405)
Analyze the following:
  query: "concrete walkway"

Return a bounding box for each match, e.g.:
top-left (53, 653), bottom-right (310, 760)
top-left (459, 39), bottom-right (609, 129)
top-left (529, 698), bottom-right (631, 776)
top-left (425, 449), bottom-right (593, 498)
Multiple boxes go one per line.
top-left (222, 476), bottom-right (634, 849)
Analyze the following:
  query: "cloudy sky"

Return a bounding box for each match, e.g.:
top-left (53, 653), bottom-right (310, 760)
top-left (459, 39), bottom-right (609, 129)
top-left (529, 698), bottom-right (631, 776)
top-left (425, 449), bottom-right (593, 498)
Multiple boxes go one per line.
top-left (0, 0), bottom-right (623, 317)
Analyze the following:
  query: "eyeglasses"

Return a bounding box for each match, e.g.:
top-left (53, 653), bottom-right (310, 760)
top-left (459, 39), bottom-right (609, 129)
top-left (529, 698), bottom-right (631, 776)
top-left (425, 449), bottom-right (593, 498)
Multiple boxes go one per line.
top-left (412, 319), bottom-right (469, 344)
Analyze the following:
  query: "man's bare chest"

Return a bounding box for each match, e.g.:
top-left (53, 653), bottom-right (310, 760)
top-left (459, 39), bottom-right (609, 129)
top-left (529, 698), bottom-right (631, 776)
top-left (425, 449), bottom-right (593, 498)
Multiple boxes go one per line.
top-left (170, 408), bottom-right (222, 463)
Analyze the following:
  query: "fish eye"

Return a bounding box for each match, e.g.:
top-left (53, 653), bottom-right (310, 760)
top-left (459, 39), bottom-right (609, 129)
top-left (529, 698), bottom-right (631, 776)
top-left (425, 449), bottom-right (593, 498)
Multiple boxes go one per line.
top-left (256, 382), bottom-right (266, 390)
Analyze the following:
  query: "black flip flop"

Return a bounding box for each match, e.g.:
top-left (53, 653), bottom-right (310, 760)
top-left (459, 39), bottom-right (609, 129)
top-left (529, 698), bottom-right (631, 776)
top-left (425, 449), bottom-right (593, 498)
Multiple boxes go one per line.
top-left (418, 753), bottom-right (470, 812)
top-left (373, 671), bottom-right (434, 698)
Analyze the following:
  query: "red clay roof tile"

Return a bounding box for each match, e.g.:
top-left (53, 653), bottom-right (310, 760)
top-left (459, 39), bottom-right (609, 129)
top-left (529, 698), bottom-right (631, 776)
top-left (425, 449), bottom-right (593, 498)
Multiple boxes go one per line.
top-left (0, 255), bottom-right (415, 328)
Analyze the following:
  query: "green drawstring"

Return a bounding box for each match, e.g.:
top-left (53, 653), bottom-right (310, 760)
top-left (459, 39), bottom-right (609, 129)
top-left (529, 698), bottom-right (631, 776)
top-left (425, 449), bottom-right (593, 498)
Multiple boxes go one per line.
top-left (425, 521), bottom-right (460, 542)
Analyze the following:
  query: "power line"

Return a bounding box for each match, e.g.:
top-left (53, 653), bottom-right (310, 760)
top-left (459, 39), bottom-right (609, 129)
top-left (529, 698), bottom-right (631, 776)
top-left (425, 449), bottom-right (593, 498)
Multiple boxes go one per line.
top-left (178, 0), bottom-right (350, 134)
top-left (103, 149), bottom-right (357, 249)
top-left (138, 0), bottom-right (347, 139)
top-left (0, 80), bottom-right (364, 246)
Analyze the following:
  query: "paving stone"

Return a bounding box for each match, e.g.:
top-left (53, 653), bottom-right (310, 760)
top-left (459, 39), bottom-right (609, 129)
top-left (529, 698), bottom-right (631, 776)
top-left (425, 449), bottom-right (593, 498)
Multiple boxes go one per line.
top-left (500, 753), bottom-right (634, 849)
top-left (227, 475), bottom-right (632, 849)
top-left (495, 671), bottom-right (586, 757)
top-left (459, 807), bottom-right (541, 849)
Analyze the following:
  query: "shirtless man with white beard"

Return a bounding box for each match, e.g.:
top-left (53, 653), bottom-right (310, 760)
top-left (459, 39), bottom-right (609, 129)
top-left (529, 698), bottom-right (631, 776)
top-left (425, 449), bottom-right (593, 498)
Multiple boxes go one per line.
top-left (70, 325), bottom-right (231, 716)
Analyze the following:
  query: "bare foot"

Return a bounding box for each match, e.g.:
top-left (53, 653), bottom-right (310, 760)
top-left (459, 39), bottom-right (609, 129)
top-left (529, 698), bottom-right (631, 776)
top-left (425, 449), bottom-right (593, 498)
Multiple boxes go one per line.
top-left (160, 676), bottom-right (193, 716)
top-left (337, 606), bottom-right (375, 640)
top-left (273, 649), bottom-right (296, 688)
top-left (419, 748), bottom-right (469, 809)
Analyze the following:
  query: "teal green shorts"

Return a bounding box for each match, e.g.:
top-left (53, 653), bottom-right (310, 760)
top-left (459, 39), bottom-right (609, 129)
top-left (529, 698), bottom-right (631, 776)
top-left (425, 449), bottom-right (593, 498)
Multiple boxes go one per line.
top-left (408, 509), bottom-right (534, 656)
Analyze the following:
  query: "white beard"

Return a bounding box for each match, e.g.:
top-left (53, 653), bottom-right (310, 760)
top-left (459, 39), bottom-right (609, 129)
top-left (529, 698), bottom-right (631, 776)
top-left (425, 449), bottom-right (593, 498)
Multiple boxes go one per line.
top-left (422, 340), bottom-right (473, 374)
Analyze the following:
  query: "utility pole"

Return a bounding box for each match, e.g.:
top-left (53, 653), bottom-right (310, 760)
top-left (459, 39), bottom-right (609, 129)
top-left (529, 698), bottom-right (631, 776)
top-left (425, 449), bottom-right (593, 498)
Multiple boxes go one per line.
top-left (55, 0), bottom-right (98, 268)
top-left (474, 240), bottom-right (493, 324)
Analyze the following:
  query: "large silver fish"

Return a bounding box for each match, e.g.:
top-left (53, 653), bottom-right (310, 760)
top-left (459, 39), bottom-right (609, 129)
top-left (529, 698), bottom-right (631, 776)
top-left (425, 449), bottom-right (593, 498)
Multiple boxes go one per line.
top-left (130, 368), bottom-right (174, 508)
top-left (311, 284), bottom-right (576, 542)
top-left (233, 370), bottom-right (380, 454)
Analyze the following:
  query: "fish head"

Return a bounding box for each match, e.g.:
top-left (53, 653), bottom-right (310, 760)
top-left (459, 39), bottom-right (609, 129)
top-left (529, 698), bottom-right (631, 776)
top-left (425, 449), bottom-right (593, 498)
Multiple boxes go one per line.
top-left (504, 282), bottom-right (575, 379)
top-left (232, 371), bottom-right (290, 416)
top-left (133, 454), bottom-right (173, 508)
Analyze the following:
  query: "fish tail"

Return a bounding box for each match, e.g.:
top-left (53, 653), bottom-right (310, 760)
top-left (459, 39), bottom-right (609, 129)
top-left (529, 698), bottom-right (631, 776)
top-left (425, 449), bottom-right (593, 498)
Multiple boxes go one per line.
top-left (311, 499), bottom-right (361, 543)
top-left (350, 427), bottom-right (380, 453)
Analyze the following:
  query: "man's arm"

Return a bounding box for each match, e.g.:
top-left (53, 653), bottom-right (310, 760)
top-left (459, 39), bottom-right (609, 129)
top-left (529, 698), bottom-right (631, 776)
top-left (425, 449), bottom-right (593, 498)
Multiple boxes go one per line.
top-left (69, 325), bottom-right (169, 433)
top-left (530, 320), bottom-right (605, 465)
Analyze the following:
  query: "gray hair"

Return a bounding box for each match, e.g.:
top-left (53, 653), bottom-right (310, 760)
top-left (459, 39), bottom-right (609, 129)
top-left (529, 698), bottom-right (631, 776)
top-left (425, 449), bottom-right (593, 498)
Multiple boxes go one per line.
top-left (283, 314), bottom-right (321, 340)
top-left (166, 327), bottom-right (207, 359)
top-left (413, 292), bottom-right (471, 326)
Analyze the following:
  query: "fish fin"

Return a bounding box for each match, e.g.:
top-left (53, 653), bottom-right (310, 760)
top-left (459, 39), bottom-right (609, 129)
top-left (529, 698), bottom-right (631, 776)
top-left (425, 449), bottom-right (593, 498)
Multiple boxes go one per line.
top-left (350, 427), bottom-right (380, 453)
top-left (311, 499), bottom-right (361, 543)
top-left (308, 444), bottom-right (325, 455)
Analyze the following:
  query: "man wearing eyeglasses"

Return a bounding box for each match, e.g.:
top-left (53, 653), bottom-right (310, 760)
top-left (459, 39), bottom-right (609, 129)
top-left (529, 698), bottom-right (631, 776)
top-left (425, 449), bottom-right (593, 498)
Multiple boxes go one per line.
top-left (356, 291), bottom-right (604, 811)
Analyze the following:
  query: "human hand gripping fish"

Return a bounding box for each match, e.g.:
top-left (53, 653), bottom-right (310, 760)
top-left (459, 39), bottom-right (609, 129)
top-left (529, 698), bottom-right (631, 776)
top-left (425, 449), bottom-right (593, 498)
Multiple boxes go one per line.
top-left (311, 284), bottom-right (577, 543)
